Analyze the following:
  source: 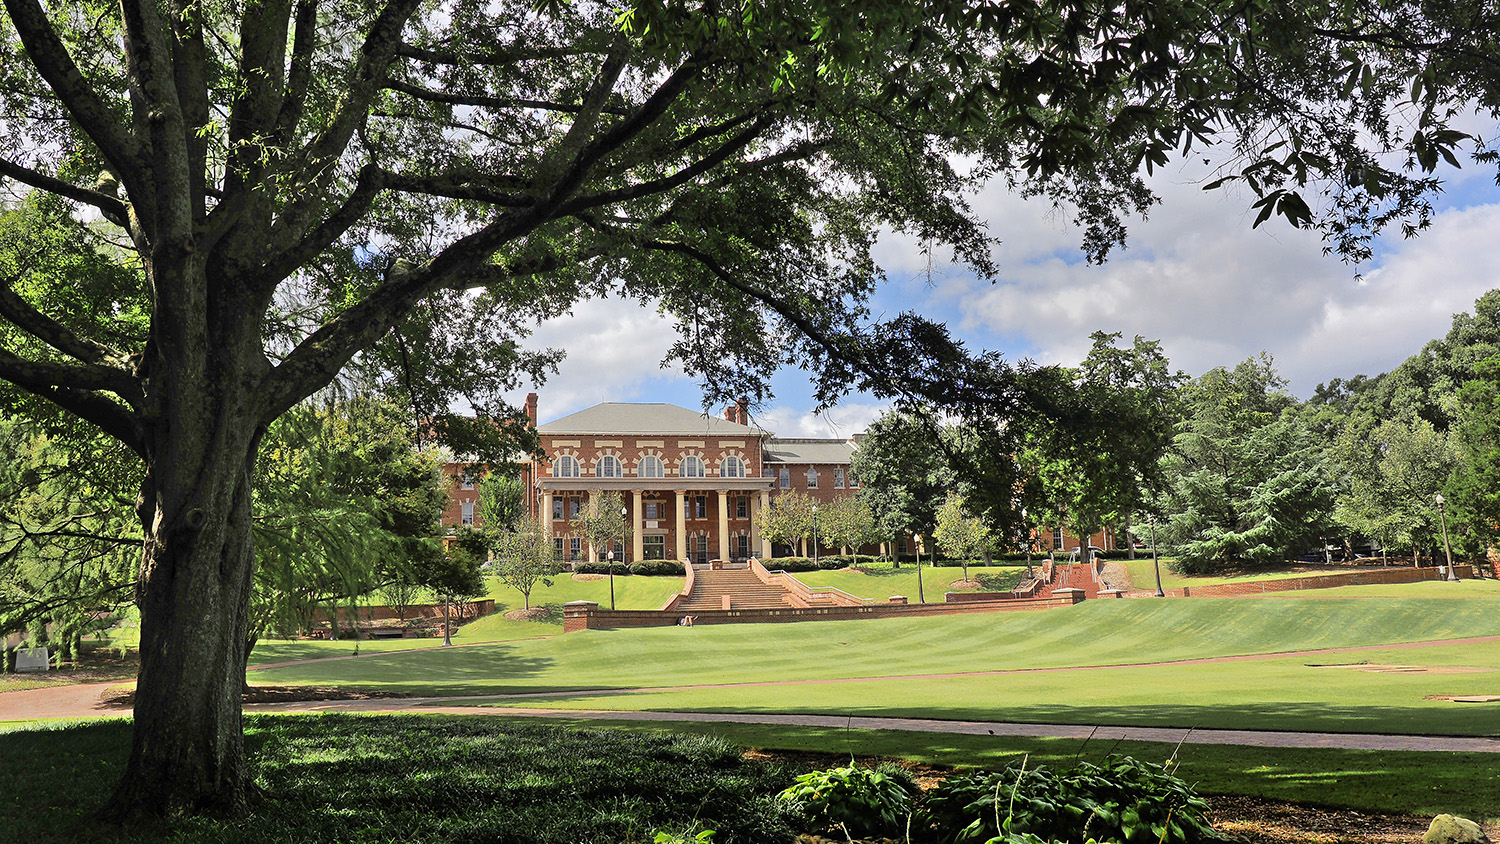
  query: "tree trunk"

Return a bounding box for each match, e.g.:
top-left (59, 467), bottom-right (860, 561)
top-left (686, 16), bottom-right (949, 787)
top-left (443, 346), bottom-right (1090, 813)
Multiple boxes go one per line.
top-left (100, 326), bottom-right (266, 820)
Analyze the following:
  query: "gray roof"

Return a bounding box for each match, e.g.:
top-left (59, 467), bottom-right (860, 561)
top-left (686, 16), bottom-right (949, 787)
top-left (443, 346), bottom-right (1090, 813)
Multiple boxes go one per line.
top-left (538, 402), bottom-right (767, 436)
top-left (764, 438), bottom-right (855, 465)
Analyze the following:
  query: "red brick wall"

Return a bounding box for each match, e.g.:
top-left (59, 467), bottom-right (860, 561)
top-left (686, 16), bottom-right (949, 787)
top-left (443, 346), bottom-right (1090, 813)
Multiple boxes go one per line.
top-left (562, 592), bottom-right (1085, 632)
top-left (1121, 565), bottom-right (1476, 598)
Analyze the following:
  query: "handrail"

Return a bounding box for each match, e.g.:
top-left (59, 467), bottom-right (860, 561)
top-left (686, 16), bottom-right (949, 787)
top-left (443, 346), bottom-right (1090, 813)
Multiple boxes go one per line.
top-left (750, 558), bottom-right (869, 606)
top-left (658, 560), bottom-right (695, 612)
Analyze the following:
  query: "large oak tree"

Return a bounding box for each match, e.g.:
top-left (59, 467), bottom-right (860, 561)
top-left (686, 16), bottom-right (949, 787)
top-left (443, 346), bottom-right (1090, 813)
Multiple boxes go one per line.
top-left (0, 0), bottom-right (1493, 822)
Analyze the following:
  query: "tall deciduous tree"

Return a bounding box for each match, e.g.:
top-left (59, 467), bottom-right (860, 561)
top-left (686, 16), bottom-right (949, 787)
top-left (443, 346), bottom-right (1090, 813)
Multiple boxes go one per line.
top-left (0, 0), bottom-right (1492, 820)
top-left (754, 489), bottom-right (816, 557)
top-left (1445, 356), bottom-right (1500, 562)
top-left (818, 494), bottom-right (880, 557)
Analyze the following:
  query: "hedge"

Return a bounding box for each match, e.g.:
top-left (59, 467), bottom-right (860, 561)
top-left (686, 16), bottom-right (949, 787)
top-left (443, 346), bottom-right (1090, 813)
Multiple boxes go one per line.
top-left (629, 560), bottom-right (687, 576)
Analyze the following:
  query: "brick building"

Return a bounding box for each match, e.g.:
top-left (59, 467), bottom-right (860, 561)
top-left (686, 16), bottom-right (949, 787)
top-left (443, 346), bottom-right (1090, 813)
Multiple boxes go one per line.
top-left (443, 394), bottom-right (862, 563)
top-left (441, 393), bottom-right (1122, 562)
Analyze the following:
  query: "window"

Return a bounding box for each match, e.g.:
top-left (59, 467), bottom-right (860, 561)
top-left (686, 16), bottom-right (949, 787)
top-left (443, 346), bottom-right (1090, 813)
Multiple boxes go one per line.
top-left (554, 455), bottom-right (579, 478)
top-left (569, 536), bottom-right (582, 561)
top-left (736, 497), bottom-right (748, 519)
top-left (461, 476), bottom-right (475, 490)
top-left (599, 455), bottom-right (621, 478)
top-left (645, 501), bottom-right (660, 520)
top-left (552, 497), bottom-right (563, 521)
top-left (779, 467), bottom-right (790, 488)
top-left (834, 468), bottom-right (845, 489)
top-left (722, 455), bottom-right (745, 478)
top-left (695, 495), bottom-right (707, 519)
top-left (681, 456), bottom-right (705, 478)
top-left (553, 537), bottom-right (565, 560)
top-left (806, 468), bottom-right (818, 489)
top-left (643, 535), bottom-right (666, 560)
top-left (692, 535), bottom-right (709, 564)
top-left (1052, 529), bottom-right (1064, 550)
top-left (569, 498), bottom-right (581, 519)
top-left (763, 465), bottom-right (775, 477)
top-left (639, 455), bottom-right (663, 478)
top-left (899, 537), bottom-right (909, 554)
top-left (461, 501), bottom-right (475, 525)
top-left (735, 535), bottom-right (750, 559)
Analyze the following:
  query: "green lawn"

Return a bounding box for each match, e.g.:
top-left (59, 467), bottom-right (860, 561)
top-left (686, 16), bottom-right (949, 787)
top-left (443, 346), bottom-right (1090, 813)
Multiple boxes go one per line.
top-left (795, 563), bottom-right (1028, 600)
top-left (250, 597), bottom-right (1500, 709)
top-left (478, 639), bottom-right (1500, 736)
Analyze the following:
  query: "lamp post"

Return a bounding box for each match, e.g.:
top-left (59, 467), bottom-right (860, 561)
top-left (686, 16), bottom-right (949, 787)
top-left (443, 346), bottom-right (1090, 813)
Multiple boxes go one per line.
top-left (811, 504), bottom-right (819, 569)
top-left (1151, 514), bottom-right (1165, 597)
top-left (1436, 493), bottom-right (1458, 582)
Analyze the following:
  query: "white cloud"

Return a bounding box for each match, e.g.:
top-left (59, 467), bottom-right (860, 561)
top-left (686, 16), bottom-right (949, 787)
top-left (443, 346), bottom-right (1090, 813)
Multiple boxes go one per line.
top-left (753, 402), bottom-right (889, 439)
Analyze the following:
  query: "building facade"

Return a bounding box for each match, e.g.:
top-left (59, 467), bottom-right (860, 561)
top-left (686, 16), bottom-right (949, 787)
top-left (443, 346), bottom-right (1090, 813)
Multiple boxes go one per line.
top-left (441, 393), bottom-right (1122, 562)
top-left (443, 394), bottom-right (860, 563)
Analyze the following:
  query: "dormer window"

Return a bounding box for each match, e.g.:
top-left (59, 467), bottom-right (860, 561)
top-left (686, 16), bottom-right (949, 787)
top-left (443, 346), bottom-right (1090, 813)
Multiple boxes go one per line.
top-left (555, 455), bottom-right (580, 478)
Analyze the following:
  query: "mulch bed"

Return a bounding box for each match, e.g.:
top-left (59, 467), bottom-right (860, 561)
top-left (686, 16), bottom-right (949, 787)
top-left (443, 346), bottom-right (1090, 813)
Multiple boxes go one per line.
top-left (503, 607), bottom-right (558, 622)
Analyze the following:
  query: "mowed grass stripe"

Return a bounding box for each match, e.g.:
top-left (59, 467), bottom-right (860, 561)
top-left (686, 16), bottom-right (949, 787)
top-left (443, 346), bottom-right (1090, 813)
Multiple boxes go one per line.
top-left (474, 640), bottom-right (1500, 736)
top-left (251, 597), bottom-right (1500, 698)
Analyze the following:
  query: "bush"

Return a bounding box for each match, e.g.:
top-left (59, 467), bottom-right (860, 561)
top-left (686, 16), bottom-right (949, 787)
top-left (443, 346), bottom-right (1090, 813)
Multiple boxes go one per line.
top-left (573, 561), bottom-right (631, 575)
top-left (778, 764), bottom-right (914, 838)
top-left (630, 560), bottom-right (687, 576)
top-left (920, 756), bottom-right (1218, 844)
top-left (764, 557), bottom-right (817, 572)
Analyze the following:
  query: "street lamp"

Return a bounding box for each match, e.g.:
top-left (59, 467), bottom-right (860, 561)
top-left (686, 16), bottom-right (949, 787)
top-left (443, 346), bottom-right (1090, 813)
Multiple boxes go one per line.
top-left (1151, 514), bottom-right (1165, 597)
top-left (811, 504), bottom-right (819, 568)
top-left (1436, 493), bottom-right (1458, 582)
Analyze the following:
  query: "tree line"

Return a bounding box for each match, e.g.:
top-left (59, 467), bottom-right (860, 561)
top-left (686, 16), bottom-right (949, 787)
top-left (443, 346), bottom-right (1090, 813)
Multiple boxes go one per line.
top-left (849, 296), bottom-right (1500, 575)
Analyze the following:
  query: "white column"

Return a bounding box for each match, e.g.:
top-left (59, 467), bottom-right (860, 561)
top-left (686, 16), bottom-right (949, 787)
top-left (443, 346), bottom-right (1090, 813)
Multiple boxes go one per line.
top-left (675, 489), bottom-right (687, 562)
top-left (758, 490), bottom-right (772, 558)
top-left (585, 491), bottom-right (597, 562)
top-left (541, 491), bottom-right (554, 536)
top-left (717, 490), bottom-right (730, 561)
top-left (632, 489), bottom-right (644, 562)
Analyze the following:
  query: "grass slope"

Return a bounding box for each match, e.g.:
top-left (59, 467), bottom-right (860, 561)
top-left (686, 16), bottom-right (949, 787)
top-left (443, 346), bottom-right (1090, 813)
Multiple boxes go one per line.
top-left (795, 564), bottom-right (1026, 600)
top-left (251, 596), bottom-right (1500, 700)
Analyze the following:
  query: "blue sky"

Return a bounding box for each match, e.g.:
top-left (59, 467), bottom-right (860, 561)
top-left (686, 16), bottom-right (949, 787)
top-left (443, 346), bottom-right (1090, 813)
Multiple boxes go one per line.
top-left (510, 142), bottom-right (1500, 438)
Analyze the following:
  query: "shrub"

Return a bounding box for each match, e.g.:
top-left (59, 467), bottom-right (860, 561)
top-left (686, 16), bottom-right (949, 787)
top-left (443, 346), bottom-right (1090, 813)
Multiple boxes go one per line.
top-left (573, 561), bottom-right (631, 575)
top-left (778, 764), bottom-right (914, 838)
top-left (920, 756), bottom-right (1218, 844)
top-left (764, 557), bottom-right (817, 572)
top-left (630, 560), bottom-right (687, 576)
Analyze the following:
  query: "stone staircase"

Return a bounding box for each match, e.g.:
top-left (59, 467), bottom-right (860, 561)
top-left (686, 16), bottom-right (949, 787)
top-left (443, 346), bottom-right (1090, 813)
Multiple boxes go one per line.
top-left (1032, 562), bottom-right (1105, 599)
top-left (668, 566), bottom-right (862, 612)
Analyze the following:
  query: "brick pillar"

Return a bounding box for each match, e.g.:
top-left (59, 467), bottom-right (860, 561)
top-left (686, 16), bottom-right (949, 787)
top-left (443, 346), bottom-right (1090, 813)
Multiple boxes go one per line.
top-left (632, 489), bottom-right (644, 562)
top-left (717, 490), bottom-right (730, 561)
top-left (675, 489), bottom-right (687, 562)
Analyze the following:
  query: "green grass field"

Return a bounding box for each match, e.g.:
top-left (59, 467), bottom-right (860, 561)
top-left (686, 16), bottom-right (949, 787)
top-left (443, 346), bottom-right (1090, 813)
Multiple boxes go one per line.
top-left (249, 595), bottom-right (1500, 736)
top-left (796, 563), bottom-right (1027, 600)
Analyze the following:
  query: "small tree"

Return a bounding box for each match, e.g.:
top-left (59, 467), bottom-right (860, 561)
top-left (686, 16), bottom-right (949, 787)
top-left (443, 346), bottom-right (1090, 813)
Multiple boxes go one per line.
top-left (570, 490), bottom-right (631, 609)
top-left (933, 493), bottom-right (994, 582)
top-left (819, 495), bottom-right (881, 557)
top-left (479, 473), bottom-right (527, 532)
top-left (491, 519), bottom-right (556, 611)
top-left (755, 490), bottom-right (817, 557)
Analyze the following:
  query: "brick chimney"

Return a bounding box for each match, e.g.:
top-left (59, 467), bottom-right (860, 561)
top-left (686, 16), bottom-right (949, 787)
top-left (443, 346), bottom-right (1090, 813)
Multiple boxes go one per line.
top-left (525, 392), bottom-right (538, 425)
top-left (724, 405), bottom-right (736, 422)
top-left (736, 397), bottom-right (749, 425)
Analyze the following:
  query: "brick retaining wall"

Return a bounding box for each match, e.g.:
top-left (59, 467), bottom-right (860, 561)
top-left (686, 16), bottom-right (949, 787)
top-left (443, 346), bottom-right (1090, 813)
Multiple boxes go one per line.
top-left (1120, 565), bottom-right (1474, 598)
top-left (563, 591), bottom-right (1085, 632)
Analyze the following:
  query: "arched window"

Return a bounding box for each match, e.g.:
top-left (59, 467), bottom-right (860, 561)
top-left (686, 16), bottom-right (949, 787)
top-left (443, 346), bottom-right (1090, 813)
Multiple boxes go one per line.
top-left (554, 455), bottom-right (579, 478)
top-left (598, 455), bottom-right (622, 478)
top-left (638, 455), bottom-right (664, 478)
top-left (722, 455), bottom-right (745, 478)
top-left (681, 456), bottom-right (705, 478)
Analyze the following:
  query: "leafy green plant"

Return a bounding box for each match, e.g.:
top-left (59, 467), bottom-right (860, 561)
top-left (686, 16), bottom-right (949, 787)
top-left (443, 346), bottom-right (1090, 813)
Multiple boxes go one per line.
top-left (653, 823), bottom-right (715, 844)
top-left (777, 764), bottom-right (914, 837)
top-left (921, 756), bottom-right (1219, 844)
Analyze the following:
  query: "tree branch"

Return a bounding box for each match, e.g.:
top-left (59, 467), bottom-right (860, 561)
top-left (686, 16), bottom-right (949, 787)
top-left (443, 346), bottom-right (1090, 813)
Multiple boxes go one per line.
top-left (0, 264), bottom-right (123, 367)
top-left (259, 164), bottom-right (388, 285)
top-left (383, 78), bottom-right (630, 115)
top-left (1, 0), bottom-right (143, 189)
top-left (0, 351), bottom-right (145, 454)
top-left (395, 42), bottom-right (609, 67)
top-left (0, 157), bottom-right (130, 221)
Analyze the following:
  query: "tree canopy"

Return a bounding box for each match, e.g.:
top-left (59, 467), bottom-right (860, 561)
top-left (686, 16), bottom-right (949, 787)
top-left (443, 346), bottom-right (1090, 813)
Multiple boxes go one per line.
top-left (1, 0), bottom-right (1495, 822)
